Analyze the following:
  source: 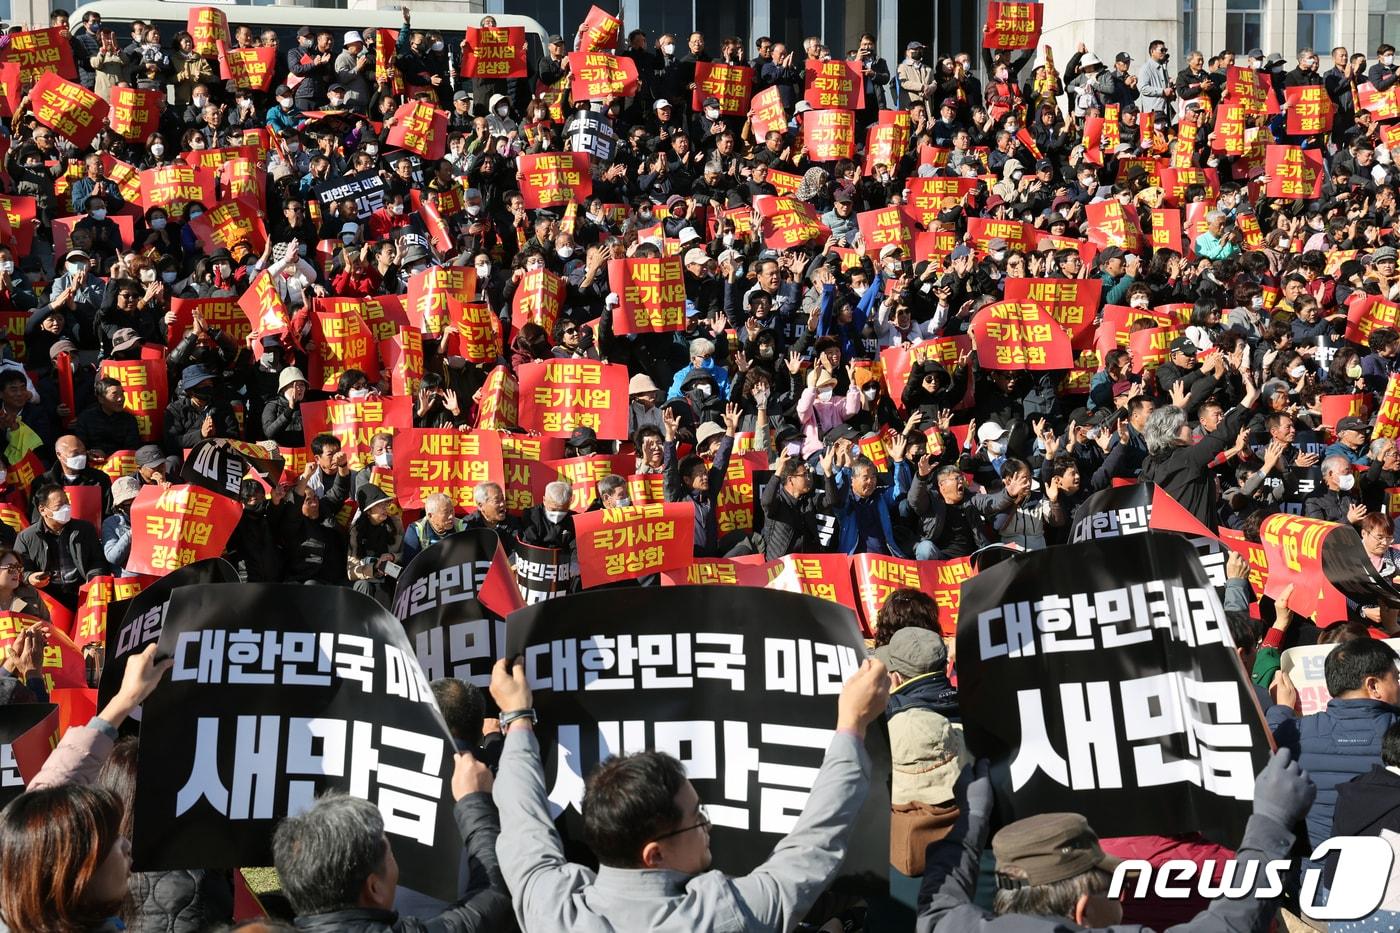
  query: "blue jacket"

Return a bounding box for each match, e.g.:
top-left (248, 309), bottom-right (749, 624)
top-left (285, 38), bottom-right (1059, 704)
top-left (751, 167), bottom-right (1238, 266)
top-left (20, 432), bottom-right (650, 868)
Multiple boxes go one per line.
top-left (1271, 697), bottom-right (1400, 846)
top-left (886, 671), bottom-right (959, 721)
top-left (1322, 441), bottom-right (1370, 467)
top-left (666, 357), bottom-right (731, 401)
top-left (824, 461), bottom-right (911, 558)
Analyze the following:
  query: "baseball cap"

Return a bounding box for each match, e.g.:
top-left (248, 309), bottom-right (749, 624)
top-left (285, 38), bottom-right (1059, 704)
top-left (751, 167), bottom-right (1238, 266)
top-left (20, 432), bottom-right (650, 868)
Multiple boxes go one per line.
top-left (872, 628), bottom-right (948, 678)
top-left (1035, 159), bottom-right (1052, 171)
top-left (906, 40), bottom-right (925, 50)
top-left (453, 89), bottom-right (470, 101)
top-left (702, 96), bottom-right (721, 108)
top-left (134, 444), bottom-right (166, 469)
top-left (1337, 416), bottom-right (1370, 435)
top-left (296, 26), bottom-right (312, 38)
top-left (992, 813), bottom-right (1122, 888)
top-left (548, 34), bottom-right (565, 45)
top-left (566, 426), bottom-right (597, 449)
top-left (940, 97), bottom-right (958, 110)
top-left (653, 98), bottom-right (672, 111)
top-left (110, 328), bottom-right (141, 353)
top-left (1247, 48), bottom-right (1265, 59)
top-left (1170, 336), bottom-right (1199, 356)
top-left (950, 244), bottom-right (972, 260)
top-left (833, 188), bottom-right (854, 203)
top-left (682, 247), bottom-right (709, 266)
top-left (987, 237), bottom-right (1008, 251)
top-left (1115, 51), bottom-right (1132, 63)
top-left (977, 422), bottom-right (1006, 443)
top-left (794, 100), bottom-right (814, 113)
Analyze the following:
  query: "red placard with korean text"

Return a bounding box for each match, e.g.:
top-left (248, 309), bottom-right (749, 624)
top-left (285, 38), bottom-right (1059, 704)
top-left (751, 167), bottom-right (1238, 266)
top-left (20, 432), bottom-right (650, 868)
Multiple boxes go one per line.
top-left (965, 217), bottom-right (1036, 254)
top-left (568, 52), bottom-right (639, 101)
top-left (73, 575), bottom-right (151, 648)
top-left (1157, 166), bottom-right (1220, 206)
top-left (168, 297), bottom-right (248, 348)
top-left (755, 195), bottom-right (827, 249)
top-left (404, 266), bottom-right (473, 337)
top-left (108, 87), bottom-right (162, 141)
top-left (127, 484), bottom-right (242, 576)
top-left (574, 502), bottom-right (694, 587)
top-left (804, 108), bottom-right (856, 161)
top-left (804, 59), bottom-right (864, 110)
top-left (517, 359), bottom-right (630, 439)
top-left (379, 328), bottom-right (424, 397)
top-left (189, 197), bottom-right (267, 256)
top-left (1, 27), bottom-right (76, 83)
top-left (386, 101), bottom-right (447, 160)
top-left (852, 553), bottom-right (975, 637)
top-left (1285, 85), bottom-right (1333, 135)
top-left (1265, 145), bottom-right (1324, 199)
top-left (217, 43), bottom-right (276, 91)
top-left (29, 73), bottom-right (107, 149)
top-left (509, 269), bottom-right (566, 333)
top-left (0, 613), bottom-right (82, 690)
top-left (393, 428), bottom-right (505, 512)
top-left (1376, 375), bottom-right (1400, 440)
top-left (1225, 66), bottom-right (1268, 115)
top-left (220, 158), bottom-right (265, 206)
top-left (765, 554), bottom-right (857, 610)
top-left (140, 164), bottom-right (216, 213)
top-left (1359, 82), bottom-right (1400, 120)
top-left (1344, 294), bottom-right (1400, 345)
top-left (865, 120), bottom-right (910, 175)
top-left (693, 61), bottom-right (753, 115)
top-left (905, 177), bottom-right (977, 227)
top-left (475, 368), bottom-right (518, 431)
top-left (1258, 512), bottom-right (1347, 621)
top-left (970, 301), bottom-right (1074, 371)
top-left (301, 396), bottom-right (413, 470)
top-left (187, 6), bottom-right (229, 56)
top-left (608, 257), bottom-right (687, 334)
top-left (1084, 200), bottom-right (1142, 252)
top-left (579, 5), bottom-right (622, 52)
top-left (449, 302), bottom-right (500, 364)
top-left (517, 152), bottom-right (593, 209)
top-left (983, 1), bottom-right (1044, 49)
top-left (1003, 278), bottom-right (1102, 350)
top-left (1318, 394), bottom-right (1372, 433)
top-left (311, 302), bottom-right (377, 391)
top-left (98, 359), bottom-right (167, 442)
top-left (361, 294), bottom-right (409, 343)
top-left (1149, 207), bottom-right (1184, 254)
top-left (464, 26), bottom-right (526, 79)
top-left (856, 206), bottom-right (914, 257)
top-left (749, 86), bottom-right (787, 138)
top-left (239, 271), bottom-right (290, 341)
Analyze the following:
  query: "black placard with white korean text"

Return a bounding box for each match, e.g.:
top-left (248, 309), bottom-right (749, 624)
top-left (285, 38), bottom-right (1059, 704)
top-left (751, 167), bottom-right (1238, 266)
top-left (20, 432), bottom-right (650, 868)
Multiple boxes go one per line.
top-left (131, 584), bottom-right (461, 900)
top-left (504, 585), bottom-right (890, 893)
top-left (180, 438), bottom-right (247, 500)
top-left (565, 109), bottom-right (616, 162)
top-left (312, 168), bottom-right (387, 220)
top-left (956, 532), bottom-right (1272, 845)
top-left (0, 703), bottom-right (57, 807)
top-left (391, 530), bottom-right (523, 689)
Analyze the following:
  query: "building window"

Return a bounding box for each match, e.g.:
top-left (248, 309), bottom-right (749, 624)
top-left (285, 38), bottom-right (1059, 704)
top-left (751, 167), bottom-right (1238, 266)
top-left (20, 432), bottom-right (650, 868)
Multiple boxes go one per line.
top-left (1182, 0), bottom-right (1197, 53)
top-left (1226, 0), bottom-right (1264, 53)
top-left (1299, 0), bottom-right (1333, 52)
top-left (1373, 0), bottom-right (1400, 49)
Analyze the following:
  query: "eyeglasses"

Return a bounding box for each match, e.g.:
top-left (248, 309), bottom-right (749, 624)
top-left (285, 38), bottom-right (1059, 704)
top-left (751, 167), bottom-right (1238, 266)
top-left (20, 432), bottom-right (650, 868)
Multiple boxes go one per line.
top-left (652, 804), bottom-right (711, 841)
top-left (562, 328), bottom-right (578, 336)
top-left (0, 563), bottom-right (20, 572)
top-left (117, 293), bottom-right (139, 301)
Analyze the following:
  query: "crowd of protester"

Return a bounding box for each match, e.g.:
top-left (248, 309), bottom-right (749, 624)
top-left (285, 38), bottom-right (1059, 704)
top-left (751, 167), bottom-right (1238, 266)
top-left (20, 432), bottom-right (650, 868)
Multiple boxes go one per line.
top-left (0, 3), bottom-right (1399, 931)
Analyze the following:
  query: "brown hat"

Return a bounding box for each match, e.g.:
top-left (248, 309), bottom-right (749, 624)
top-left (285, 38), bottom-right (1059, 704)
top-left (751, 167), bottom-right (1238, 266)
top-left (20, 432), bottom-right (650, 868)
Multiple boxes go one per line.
top-left (992, 813), bottom-right (1122, 888)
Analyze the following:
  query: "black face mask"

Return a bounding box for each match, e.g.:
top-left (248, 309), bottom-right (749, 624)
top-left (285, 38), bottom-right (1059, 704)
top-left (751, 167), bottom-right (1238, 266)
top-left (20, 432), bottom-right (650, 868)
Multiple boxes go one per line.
top-left (187, 388), bottom-right (214, 403)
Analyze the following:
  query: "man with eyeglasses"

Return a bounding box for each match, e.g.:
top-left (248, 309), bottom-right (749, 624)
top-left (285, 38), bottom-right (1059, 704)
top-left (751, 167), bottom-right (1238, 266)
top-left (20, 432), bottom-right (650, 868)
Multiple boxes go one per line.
top-left (491, 652), bottom-right (890, 931)
top-left (760, 451), bottom-right (824, 558)
top-left (14, 485), bottom-right (105, 611)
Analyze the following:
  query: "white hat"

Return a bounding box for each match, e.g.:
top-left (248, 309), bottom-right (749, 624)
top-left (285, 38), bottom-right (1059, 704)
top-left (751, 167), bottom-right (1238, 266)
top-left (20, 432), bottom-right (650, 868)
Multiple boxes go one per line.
top-left (344, 30), bottom-right (363, 46)
top-left (794, 100), bottom-right (813, 113)
top-left (653, 98), bottom-right (672, 111)
top-left (879, 243), bottom-right (904, 260)
top-left (629, 373), bottom-right (660, 395)
top-left (696, 422), bottom-right (725, 447)
top-left (977, 422), bottom-right (1006, 443)
top-left (683, 247), bottom-right (709, 267)
top-left (1080, 53), bottom-right (1103, 67)
top-left (678, 227), bottom-right (702, 244)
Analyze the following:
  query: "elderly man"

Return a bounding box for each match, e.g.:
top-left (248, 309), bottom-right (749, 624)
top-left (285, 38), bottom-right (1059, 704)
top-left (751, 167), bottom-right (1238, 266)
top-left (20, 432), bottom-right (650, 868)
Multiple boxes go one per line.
top-left (466, 481), bottom-right (519, 554)
top-left (907, 460), bottom-right (1017, 559)
top-left (667, 337), bottom-right (730, 400)
top-left (1305, 455), bottom-right (1369, 526)
top-left (30, 434), bottom-right (113, 520)
top-left (519, 480), bottom-right (575, 553)
top-left (402, 492), bottom-right (468, 564)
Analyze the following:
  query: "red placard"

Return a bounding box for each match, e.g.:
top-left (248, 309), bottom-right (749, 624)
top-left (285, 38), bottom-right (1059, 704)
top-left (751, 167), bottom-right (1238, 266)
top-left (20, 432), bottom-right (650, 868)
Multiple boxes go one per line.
top-left (311, 301), bottom-right (377, 391)
top-left (579, 5), bottom-right (621, 52)
top-left (965, 217), bottom-right (1037, 254)
top-left (98, 359), bottom-right (167, 442)
top-left (188, 197), bottom-right (267, 258)
top-left (574, 502), bottom-right (694, 587)
top-left (127, 483), bottom-right (243, 576)
top-left (1, 26), bottom-right (76, 83)
top-left (517, 359), bottom-right (630, 439)
top-left (1264, 145), bottom-right (1324, 199)
top-left (864, 120), bottom-right (910, 175)
top-left (448, 302), bottom-right (500, 364)
top-left (238, 271), bottom-right (290, 341)
top-left (1344, 294), bottom-right (1400, 346)
top-left (63, 485), bottom-right (101, 529)
top-left (765, 554), bottom-right (857, 611)
top-left (217, 43), bottom-right (277, 91)
top-left (1149, 207), bottom-right (1184, 254)
top-left (1378, 375), bottom-right (1400, 441)
top-left (139, 164), bottom-right (216, 213)
top-left (693, 61), bottom-right (753, 115)
top-left (852, 553), bottom-right (975, 637)
top-left (1003, 278), bottom-right (1103, 350)
top-left (476, 368), bottom-right (518, 431)
top-left (804, 59), bottom-right (865, 110)
top-left (187, 6), bottom-right (229, 56)
top-left (1225, 66), bottom-right (1268, 115)
top-left (749, 86), bottom-right (787, 138)
top-left (568, 52), bottom-right (639, 101)
top-left (804, 108), bottom-right (856, 161)
top-left (386, 101), bottom-right (448, 160)
top-left (608, 257), bottom-right (687, 334)
top-left (1359, 82), bottom-right (1400, 121)
top-left (219, 158), bottom-right (265, 207)
top-left (1157, 166), bottom-right (1221, 206)
top-left (392, 428), bottom-right (506, 512)
top-left (983, 1), bottom-right (1044, 49)
top-left (856, 206), bottom-right (914, 257)
top-left (1084, 200), bottom-right (1142, 252)
top-left (509, 268), bottom-right (566, 334)
top-left (361, 295), bottom-right (410, 343)
top-left (1258, 512), bottom-right (1346, 622)
top-left (517, 152), bottom-right (593, 209)
top-left (1129, 326), bottom-right (1183, 374)
top-left (379, 328), bottom-right (424, 398)
top-left (404, 266), bottom-right (474, 337)
top-left (29, 73), bottom-right (107, 149)
top-left (970, 301), bottom-right (1074, 370)
top-left (546, 453), bottom-right (634, 511)
top-left (374, 29), bottom-right (402, 96)
top-left (464, 26), bottom-right (527, 79)
top-left (1318, 393), bottom-right (1372, 433)
top-left (904, 177), bottom-right (976, 227)
top-left (755, 195), bottom-right (827, 249)
top-left (0, 614), bottom-right (83, 690)
top-left (73, 575), bottom-right (152, 648)
top-left (301, 396), bottom-right (413, 470)
top-left (108, 87), bottom-right (162, 142)
top-left (879, 337), bottom-right (973, 408)
top-left (1285, 85), bottom-right (1333, 135)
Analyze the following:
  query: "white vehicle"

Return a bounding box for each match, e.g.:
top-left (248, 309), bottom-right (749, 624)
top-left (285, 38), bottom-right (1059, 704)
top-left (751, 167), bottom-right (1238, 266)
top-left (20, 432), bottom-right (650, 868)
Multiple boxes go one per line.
top-left (69, 0), bottom-right (548, 80)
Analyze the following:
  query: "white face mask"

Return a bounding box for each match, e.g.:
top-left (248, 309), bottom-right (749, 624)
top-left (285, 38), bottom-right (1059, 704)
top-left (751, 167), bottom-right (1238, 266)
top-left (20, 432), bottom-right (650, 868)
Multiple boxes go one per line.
top-left (496, 104), bottom-right (510, 116)
top-left (391, 203), bottom-right (405, 215)
top-left (475, 262), bottom-right (491, 277)
top-left (705, 107), bottom-right (721, 120)
top-left (151, 217), bottom-right (167, 231)
top-left (556, 245), bottom-right (574, 259)
top-left (862, 387), bottom-right (879, 400)
top-left (695, 383), bottom-right (713, 397)
top-left (193, 96), bottom-right (207, 108)
top-left (1290, 365), bottom-right (1307, 379)
top-left (526, 259), bottom-right (545, 272)
top-left (1251, 295), bottom-right (1265, 311)
top-left (162, 271), bottom-right (178, 284)
top-left (1130, 296), bottom-right (1150, 309)
top-left (1338, 472), bottom-right (1356, 491)
top-left (278, 97), bottom-right (294, 109)
top-left (852, 284), bottom-right (868, 299)
top-left (1386, 55), bottom-right (1395, 66)
top-left (722, 233), bottom-right (735, 247)
top-left (374, 450), bottom-right (393, 469)
top-left (151, 143), bottom-right (165, 158)
top-left (64, 454), bottom-right (86, 472)
top-left (139, 269), bottom-right (156, 283)
top-left (545, 508), bottom-right (569, 523)
top-left (285, 141), bottom-right (300, 153)
top-left (348, 387), bottom-right (371, 399)
top-left (90, 209), bottom-right (107, 221)
top-left (986, 440), bottom-right (1004, 456)
top-left (662, 43), bottom-right (676, 56)
top-left (818, 388), bottom-right (833, 401)
top-left (66, 262), bottom-right (85, 277)
top-left (365, 144), bottom-right (379, 155)
top-left (189, 209), bottom-right (204, 221)
top-left (432, 40), bottom-right (444, 52)
top-left (466, 203), bottom-right (482, 216)
top-left (49, 505), bottom-right (71, 525)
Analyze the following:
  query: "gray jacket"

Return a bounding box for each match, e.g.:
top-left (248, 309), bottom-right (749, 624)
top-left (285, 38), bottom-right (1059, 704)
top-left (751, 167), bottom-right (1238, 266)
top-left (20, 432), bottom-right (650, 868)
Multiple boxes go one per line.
top-left (917, 807), bottom-right (1297, 932)
top-left (1137, 59), bottom-right (1173, 114)
top-left (494, 727), bottom-right (871, 932)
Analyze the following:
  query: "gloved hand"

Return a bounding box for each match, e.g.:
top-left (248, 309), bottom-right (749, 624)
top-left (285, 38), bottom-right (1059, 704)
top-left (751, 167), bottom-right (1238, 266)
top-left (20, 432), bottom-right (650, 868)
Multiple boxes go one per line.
top-left (957, 759), bottom-right (993, 820)
top-left (1252, 748), bottom-right (1316, 827)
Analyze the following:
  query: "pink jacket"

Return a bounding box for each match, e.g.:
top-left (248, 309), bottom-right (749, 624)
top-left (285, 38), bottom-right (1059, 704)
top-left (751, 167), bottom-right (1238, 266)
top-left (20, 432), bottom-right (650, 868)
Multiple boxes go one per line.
top-left (29, 722), bottom-right (114, 790)
top-left (797, 384), bottom-right (861, 458)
